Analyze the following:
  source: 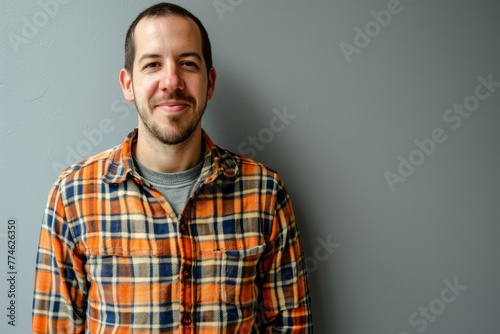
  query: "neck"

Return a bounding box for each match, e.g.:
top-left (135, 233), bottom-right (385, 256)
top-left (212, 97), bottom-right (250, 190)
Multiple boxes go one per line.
top-left (133, 126), bottom-right (203, 173)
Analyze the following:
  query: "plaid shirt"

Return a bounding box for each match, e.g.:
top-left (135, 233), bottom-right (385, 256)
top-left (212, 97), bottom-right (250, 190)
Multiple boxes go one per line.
top-left (32, 129), bottom-right (312, 333)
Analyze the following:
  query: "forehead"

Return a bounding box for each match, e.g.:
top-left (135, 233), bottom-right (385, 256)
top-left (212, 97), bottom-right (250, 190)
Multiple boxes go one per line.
top-left (133, 15), bottom-right (203, 54)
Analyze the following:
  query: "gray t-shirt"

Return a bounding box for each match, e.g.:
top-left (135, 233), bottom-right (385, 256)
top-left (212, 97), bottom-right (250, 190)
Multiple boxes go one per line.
top-left (133, 158), bottom-right (204, 216)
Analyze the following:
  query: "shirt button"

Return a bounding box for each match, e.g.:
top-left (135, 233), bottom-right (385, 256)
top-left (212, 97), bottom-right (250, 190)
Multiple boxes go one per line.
top-left (182, 313), bottom-right (192, 325)
top-left (182, 269), bottom-right (191, 279)
top-left (180, 223), bottom-right (188, 233)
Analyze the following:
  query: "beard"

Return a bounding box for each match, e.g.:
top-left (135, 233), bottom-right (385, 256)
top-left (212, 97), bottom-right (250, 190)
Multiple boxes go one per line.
top-left (135, 90), bottom-right (206, 146)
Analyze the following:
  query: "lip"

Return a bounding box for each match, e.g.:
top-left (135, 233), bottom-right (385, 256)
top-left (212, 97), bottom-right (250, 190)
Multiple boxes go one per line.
top-left (155, 100), bottom-right (190, 113)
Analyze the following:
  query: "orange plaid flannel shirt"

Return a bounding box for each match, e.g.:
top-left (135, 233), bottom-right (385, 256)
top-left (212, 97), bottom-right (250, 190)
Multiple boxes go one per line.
top-left (32, 129), bottom-right (312, 333)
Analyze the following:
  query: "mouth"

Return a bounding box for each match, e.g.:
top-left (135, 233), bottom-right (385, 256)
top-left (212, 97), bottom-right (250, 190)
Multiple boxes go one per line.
top-left (155, 100), bottom-right (190, 113)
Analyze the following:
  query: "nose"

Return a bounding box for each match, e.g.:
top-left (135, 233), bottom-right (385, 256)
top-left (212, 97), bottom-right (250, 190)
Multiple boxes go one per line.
top-left (158, 62), bottom-right (184, 92)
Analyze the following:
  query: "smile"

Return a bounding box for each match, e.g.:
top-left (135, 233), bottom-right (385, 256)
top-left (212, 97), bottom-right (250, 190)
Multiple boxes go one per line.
top-left (155, 101), bottom-right (190, 113)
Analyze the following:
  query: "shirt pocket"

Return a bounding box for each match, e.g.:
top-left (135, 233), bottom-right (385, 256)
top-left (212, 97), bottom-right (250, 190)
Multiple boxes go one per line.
top-left (86, 247), bottom-right (180, 308)
top-left (196, 244), bottom-right (266, 306)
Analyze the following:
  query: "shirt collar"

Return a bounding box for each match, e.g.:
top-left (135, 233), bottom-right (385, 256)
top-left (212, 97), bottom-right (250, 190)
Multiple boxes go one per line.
top-left (102, 128), bottom-right (239, 184)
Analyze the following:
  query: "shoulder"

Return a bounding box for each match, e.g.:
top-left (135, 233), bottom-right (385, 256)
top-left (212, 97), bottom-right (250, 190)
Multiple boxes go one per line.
top-left (55, 145), bottom-right (121, 185)
top-left (215, 144), bottom-right (285, 188)
top-left (203, 129), bottom-right (280, 182)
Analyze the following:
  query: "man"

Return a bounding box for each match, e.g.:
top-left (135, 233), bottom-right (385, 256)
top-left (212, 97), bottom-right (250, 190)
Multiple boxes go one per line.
top-left (32, 2), bottom-right (312, 333)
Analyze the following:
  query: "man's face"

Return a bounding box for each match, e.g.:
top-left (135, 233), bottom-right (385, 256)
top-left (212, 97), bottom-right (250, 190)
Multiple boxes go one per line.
top-left (120, 15), bottom-right (216, 145)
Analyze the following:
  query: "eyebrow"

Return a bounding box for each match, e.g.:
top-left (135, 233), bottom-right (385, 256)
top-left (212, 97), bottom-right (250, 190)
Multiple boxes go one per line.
top-left (137, 53), bottom-right (161, 64)
top-left (137, 52), bottom-right (203, 64)
top-left (180, 52), bottom-right (203, 61)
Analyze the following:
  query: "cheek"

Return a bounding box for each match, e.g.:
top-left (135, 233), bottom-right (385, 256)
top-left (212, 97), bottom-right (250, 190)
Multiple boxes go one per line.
top-left (134, 74), bottom-right (160, 98)
top-left (188, 79), bottom-right (208, 98)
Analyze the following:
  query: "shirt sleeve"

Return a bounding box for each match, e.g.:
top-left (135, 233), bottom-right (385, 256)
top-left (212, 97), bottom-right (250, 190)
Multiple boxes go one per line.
top-left (32, 181), bottom-right (88, 334)
top-left (259, 178), bottom-right (313, 333)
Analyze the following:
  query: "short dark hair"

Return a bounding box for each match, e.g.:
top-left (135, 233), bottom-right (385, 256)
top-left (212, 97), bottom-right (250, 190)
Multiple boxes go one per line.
top-left (124, 2), bottom-right (213, 74)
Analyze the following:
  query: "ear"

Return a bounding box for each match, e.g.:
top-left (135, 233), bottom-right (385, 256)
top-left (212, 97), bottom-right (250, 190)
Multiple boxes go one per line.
top-left (119, 68), bottom-right (135, 102)
top-left (206, 66), bottom-right (217, 100)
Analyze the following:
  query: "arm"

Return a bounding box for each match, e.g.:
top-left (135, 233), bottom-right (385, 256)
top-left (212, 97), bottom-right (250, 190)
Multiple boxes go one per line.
top-left (259, 179), bottom-right (313, 333)
top-left (32, 182), bottom-right (88, 334)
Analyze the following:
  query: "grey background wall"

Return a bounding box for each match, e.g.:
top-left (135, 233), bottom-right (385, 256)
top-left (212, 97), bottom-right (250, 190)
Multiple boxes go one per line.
top-left (1, 0), bottom-right (499, 333)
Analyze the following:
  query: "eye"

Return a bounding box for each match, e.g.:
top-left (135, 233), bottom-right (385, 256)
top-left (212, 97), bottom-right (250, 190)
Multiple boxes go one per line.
top-left (182, 61), bottom-right (199, 69)
top-left (145, 62), bottom-right (161, 69)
